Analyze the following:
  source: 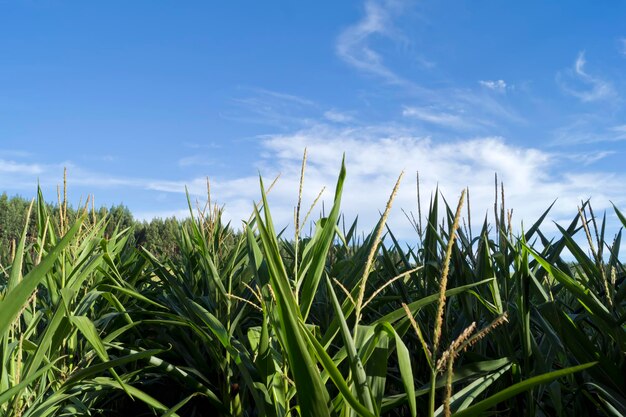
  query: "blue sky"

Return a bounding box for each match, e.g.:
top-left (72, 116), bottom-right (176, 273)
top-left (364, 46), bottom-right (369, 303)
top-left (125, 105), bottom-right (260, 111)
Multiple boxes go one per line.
top-left (2, 1), bottom-right (626, 238)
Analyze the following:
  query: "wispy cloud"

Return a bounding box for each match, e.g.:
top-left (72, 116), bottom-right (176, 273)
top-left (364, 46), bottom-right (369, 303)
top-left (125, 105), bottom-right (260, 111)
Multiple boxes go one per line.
top-left (0, 159), bottom-right (151, 194)
top-left (178, 155), bottom-right (215, 168)
top-left (620, 38), bottom-right (626, 56)
top-left (611, 124), bottom-right (626, 134)
top-left (479, 79), bottom-right (507, 93)
top-left (324, 110), bottom-right (355, 123)
top-left (566, 150), bottom-right (615, 166)
top-left (553, 117), bottom-right (626, 145)
top-left (0, 159), bottom-right (44, 175)
top-left (450, 89), bottom-right (524, 125)
top-left (0, 150), bottom-right (32, 158)
top-left (558, 52), bottom-right (617, 102)
top-left (402, 106), bottom-right (475, 130)
top-left (183, 142), bottom-right (221, 150)
top-left (414, 55), bottom-right (436, 69)
top-left (222, 88), bottom-right (319, 128)
top-left (336, 0), bottom-right (407, 84)
top-left (247, 88), bottom-right (317, 107)
top-left (335, 1), bottom-right (523, 131)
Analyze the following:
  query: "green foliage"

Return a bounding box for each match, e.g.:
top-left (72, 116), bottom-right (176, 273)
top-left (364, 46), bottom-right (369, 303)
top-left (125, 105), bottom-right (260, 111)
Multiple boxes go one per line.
top-left (0, 192), bottom-right (185, 265)
top-left (0, 161), bottom-right (624, 416)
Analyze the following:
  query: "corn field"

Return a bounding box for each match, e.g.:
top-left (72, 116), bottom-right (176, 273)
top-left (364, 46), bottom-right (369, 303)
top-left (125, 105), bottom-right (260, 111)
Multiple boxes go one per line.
top-left (0, 159), bottom-right (624, 417)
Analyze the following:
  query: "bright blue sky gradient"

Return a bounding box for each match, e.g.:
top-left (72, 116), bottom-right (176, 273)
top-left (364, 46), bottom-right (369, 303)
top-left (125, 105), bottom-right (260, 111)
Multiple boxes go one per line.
top-left (2, 1), bottom-right (626, 237)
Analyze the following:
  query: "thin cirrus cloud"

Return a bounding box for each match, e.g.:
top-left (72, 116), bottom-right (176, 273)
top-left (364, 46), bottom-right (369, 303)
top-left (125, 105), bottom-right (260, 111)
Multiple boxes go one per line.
top-left (479, 80), bottom-right (507, 93)
top-left (0, 150), bottom-right (32, 158)
top-left (558, 52), bottom-right (617, 102)
top-left (0, 159), bottom-right (43, 175)
top-left (567, 151), bottom-right (615, 166)
top-left (335, 0), bottom-right (408, 85)
top-left (0, 160), bottom-right (148, 195)
top-left (223, 88), bottom-right (319, 129)
top-left (324, 110), bottom-right (355, 123)
top-left (334, 1), bottom-right (523, 131)
top-left (178, 155), bottom-right (215, 168)
top-left (402, 106), bottom-right (476, 130)
top-left (553, 117), bottom-right (626, 145)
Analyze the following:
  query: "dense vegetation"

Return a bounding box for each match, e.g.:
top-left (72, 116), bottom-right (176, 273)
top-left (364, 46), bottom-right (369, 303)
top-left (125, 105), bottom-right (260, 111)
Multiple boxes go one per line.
top-left (0, 160), bottom-right (624, 417)
top-left (0, 192), bottom-right (182, 265)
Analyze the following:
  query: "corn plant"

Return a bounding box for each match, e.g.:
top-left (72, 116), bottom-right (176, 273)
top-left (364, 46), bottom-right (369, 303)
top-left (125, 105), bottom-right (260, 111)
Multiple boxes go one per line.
top-left (0, 189), bottom-right (181, 417)
top-left (1, 156), bottom-right (622, 417)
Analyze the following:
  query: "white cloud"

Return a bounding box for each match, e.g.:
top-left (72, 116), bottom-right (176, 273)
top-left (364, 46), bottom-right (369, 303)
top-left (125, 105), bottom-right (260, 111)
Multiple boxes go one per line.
top-left (620, 38), bottom-right (626, 56)
top-left (128, 125), bottom-right (609, 242)
top-left (0, 159), bottom-right (155, 195)
top-left (574, 53), bottom-right (586, 74)
top-left (336, 0), bottom-right (407, 84)
top-left (224, 88), bottom-right (319, 128)
top-left (0, 150), bottom-right (32, 158)
top-left (225, 125), bottom-right (624, 241)
top-left (414, 55), bottom-right (436, 69)
top-left (402, 106), bottom-right (474, 129)
top-left (247, 88), bottom-right (317, 107)
top-left (558, 52), bottom-right (616, 102)
top-left (4, 124), bottom-right (625, 243)
top-left (566, 151), bottom-right (615, 166)
top-left (178, 155), bottom-right (214, 168)
top-left (0, 159), bottom-right (43, 175)
top-left (324, 110), bottom-right (354, 123)
top-left (479, 80), bottom-right (507, 92)
top-left (452, 88), bottom-right (524, 125)
top-left (553, 118), bottom-right (626, 145)
top-left (610, 124), bottom-right (626, 134)
top-left (334, 2), bottom-right (522, 129)
top-left (183, 142), bottom-right (220, 150)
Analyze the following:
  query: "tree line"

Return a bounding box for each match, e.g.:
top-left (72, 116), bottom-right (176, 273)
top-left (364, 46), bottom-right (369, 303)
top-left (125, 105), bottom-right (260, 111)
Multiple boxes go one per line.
top-left (0, 192), bottom-right (181, 265)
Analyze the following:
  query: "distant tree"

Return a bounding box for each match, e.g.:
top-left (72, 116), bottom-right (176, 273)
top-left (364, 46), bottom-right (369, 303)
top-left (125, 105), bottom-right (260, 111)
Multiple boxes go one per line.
top-left (104, 204), bottom-right (135, 238)
top-left (135, 217), bottom-right (181, 259)
top-left (0, 193), bottom-right (38, 265)
top-left (0, 192), bottom-right (186, 264)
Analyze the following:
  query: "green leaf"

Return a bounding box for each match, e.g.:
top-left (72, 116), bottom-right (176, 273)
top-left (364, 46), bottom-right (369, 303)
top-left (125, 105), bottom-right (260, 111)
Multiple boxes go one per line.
top-left (299, 158), bottom-right (346, 320)
top-left (435, 363), bottom-right (512, 415)
top-left (452, 362), bottom-right (597, 417)
top-left (326, 275), bottom-right (375, 413)
top-left (0, 214), bottom-right (85, 339)
top-left (301, 321), bottom-right (377, 417)
top-left (70, 316), bottom-right (109, 361)
top-left (254, 177), bottom-right (332, 417)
